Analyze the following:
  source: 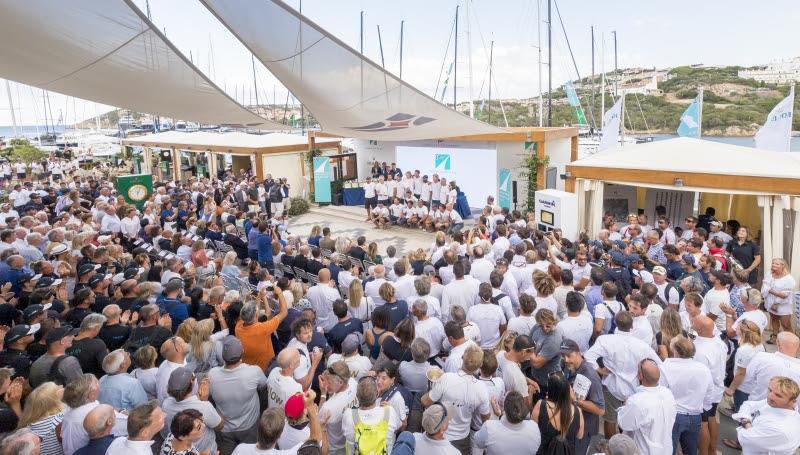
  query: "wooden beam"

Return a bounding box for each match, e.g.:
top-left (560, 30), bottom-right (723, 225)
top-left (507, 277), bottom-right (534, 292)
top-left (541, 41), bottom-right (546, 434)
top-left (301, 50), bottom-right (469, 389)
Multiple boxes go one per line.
top-left (536, 141), bottom-right (546, 190)
top-left (438, 126), bottom-right (578, 143)
top-left (566, 165), bottom-right (800, 195)
top-left (254, 154), bottom-right (264, 180)
top-left (119, 139), bottom-right (341, 156)
top-left (570, 135), bottom-right (578, 162)
top-left (171, 148), bottom-right (180, 182)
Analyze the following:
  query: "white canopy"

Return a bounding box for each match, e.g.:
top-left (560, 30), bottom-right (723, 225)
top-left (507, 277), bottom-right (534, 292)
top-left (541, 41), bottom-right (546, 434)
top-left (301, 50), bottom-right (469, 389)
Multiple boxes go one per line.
top-left (0, 0), bottom-right (283, 129)
top-left (577, 137), bottom-right (800, 180)
top-left (122, 131), bottom-right (339, 150)
top-left (200, 0), bottom-right (506, 140)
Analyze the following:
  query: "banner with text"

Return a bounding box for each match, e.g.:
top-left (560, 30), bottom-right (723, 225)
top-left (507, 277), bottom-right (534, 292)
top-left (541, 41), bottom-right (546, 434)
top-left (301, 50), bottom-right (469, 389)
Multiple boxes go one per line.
top-left (498, 168), bottom-right (512, 209)
top-left (313, 156), bottom-right (332, 203)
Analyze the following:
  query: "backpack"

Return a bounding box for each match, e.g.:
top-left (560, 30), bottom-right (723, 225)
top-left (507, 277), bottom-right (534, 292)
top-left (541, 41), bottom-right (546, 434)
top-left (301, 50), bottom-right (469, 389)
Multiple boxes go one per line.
top-left (661, 282), bottom-right (683, 306)
top-left (490, 293), bottom-right (507, 306)
top-left (604, 267), bottom-right (631, 302)
top-left (352, 406), bottom-right (392, 455)
top-left (269, 185), bottom-right (282, 203)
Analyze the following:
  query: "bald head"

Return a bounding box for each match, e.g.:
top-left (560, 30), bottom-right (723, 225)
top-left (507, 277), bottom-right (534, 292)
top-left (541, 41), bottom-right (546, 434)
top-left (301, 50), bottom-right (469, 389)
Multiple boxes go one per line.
top-left (277, 348), bottom-right (299, 372)
top-left (318, 268), bottom-right (331, 283)
top-left (778, 331), bottom-right (800, 357)
top-left (638, 359), bottom-right (660, 386)
top-left (83, 404), bottom-right (115, 439)
top-left (692, 315), bottom-right (715, 338)
top-left (373, 264), bottom-right (385, 278)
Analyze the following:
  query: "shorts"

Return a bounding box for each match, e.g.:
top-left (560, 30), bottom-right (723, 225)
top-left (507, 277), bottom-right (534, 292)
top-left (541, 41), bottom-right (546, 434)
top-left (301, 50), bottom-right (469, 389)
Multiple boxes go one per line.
top-left (603, 385), bottom-right (625, 423)
top-left (365, 197), bottom-right (377, 210)
top-left (701, 402), bottom-right (718, 422)
top-left (377, 198), bottom-right (389, 206)
top-left (16, 172), bottom-right (25, 179)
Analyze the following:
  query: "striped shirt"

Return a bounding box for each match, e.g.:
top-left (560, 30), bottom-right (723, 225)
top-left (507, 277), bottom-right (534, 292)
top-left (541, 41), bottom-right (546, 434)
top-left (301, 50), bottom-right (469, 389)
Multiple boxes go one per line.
top-left (29, 412), bottom-right (64, 455)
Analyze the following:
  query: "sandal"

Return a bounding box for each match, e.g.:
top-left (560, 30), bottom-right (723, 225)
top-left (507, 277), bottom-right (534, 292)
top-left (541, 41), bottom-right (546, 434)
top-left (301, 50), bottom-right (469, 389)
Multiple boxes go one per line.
top-left (722, 439), bottom-right (742, 451)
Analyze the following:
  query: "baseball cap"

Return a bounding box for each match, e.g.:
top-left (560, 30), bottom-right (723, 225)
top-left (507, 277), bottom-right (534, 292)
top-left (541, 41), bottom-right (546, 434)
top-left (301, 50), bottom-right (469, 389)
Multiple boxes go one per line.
top-left (44, 325), bottom-right (79, 344)
top-left (124, 267), bottom-right (144, 280)
top-left (111, 273), bottom-right (125, 286)
top-left (88, 274), bottom-right (111, 288)
top-left (221, 337), bottom-right (243, 363)
top-left (609, 251), bottom-right (625, 264)
top-left (423, 264), bottom-right (436, 276)
top-left (710, 220), bottom-right (723, 228)
top-left (4, 324), bottom-right (39, 345)
top-left (341, 333), bottom-right (363, 355)
top-left (421, 402), bottom-right (457, 436)
top-left (284, 393), bottom-right (305, 420)
top-left (651, 266), bottom-right (667, 276)
top-left (512, 335), bottom-right (535, 352)
top-left (632, 269), bottom-right (654, 284)
top-left (167, 367), bottom-right (194, 397)
top-left (35, 276), bottom-right (62, 289)
top-left (23, 303), bottom-right (51, 322)
top-left (559, 338), bottom-right (581, 354)
top-left (681, 254), bottom-right (696, 267)
top-left (77, 263), bottom-right (100, 276)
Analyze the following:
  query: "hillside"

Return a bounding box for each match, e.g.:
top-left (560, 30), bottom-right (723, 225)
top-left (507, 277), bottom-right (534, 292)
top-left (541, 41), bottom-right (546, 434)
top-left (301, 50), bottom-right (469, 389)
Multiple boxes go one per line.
top-left (468, 65), bottom-right (799, 135)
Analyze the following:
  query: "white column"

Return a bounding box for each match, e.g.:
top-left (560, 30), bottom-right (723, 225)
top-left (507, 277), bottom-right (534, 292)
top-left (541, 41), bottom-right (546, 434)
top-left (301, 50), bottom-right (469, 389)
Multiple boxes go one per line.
top-left (576, 179), bottom-right (587, 235)
top-left (588, 180), bottom-right (605, 239)
top-left (791, 197), bottom-right (800, 290)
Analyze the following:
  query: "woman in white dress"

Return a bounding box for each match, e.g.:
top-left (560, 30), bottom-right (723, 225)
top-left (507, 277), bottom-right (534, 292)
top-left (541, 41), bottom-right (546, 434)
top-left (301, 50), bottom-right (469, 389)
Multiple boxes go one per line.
top-left (761, 258), bottom-right (796, 343)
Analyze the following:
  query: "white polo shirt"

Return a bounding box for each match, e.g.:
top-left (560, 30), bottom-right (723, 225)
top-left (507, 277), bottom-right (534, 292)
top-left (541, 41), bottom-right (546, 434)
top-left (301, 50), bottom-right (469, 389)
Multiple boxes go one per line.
top-left (617, 385), bottom-right (677, 455)
top-left (427, 371), bottom-right (491, 440)
top-left (660, 357), bottom-right (714, 415)
top-left (266, 368), bottom-right (302, 409)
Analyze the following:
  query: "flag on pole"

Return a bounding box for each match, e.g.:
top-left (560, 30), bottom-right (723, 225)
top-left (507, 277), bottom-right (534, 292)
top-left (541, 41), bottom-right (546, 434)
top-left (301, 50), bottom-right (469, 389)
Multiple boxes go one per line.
top-left (598, 97), bottom-right (623, 152)
top-left (439, 62), bottom-right (454, 102)
top-left (677, 91), bottom-right (703, 138)
top-left (565, 81), bottom-right (581, 107)
top-left (575, 107), bottom-right (587, 125)
top-left (755, 86), bottom-right (795, 152)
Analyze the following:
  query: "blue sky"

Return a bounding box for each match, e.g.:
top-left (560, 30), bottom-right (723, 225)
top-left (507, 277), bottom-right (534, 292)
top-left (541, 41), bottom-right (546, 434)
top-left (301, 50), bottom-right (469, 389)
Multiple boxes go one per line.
top-left (2, 0), bottom-right (799, 126)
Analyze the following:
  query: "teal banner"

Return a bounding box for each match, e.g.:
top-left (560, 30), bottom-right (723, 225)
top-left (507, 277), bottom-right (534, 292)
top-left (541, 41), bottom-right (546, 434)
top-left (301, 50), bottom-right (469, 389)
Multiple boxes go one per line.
top-left (313, 156), bottom-right (332, 203)
top-left (498, 168), bottom-right (512, 210)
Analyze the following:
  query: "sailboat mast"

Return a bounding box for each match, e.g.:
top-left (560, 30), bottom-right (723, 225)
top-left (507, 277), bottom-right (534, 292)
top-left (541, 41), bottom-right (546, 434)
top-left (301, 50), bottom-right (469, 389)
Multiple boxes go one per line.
top-left (600, 35), bottom-right (605, 122)
top-left (537, 0), bottom-right (543, 127)
top-left (299, 0), bottom-right (304, 133)
top-left (698, 85), bottom-right (704, 137)
top-left (453, 5), bottom-right (458, 110)
top-left (251, 54), bottom-right (259, 107)
top-left (466, 0), bottom-right (474, 118)
top-left (360, 11), bottom-right (364, 105)
top-left (42, 90), bottom-right (49, 135)
top-left (5, 80), bottom-right (17, 138)
top-left (613, 30), bottom-right (618, 97)
top-left (547, 0), bottom-right (552, 126)
top-left (377, 25), bottom-right (385, 67)
top-left (399, 20), bottom-right (404, 80)
top-left (591, 26), bottom-right (596, 133)
top-left (488, 40), bottom-right (494, 124)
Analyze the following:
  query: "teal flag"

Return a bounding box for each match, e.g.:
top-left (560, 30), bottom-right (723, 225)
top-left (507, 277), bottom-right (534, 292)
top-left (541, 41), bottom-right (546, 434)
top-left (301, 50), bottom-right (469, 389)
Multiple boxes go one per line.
top-left (677, 92), bottom-right (702, 138)
top-left (565, 81), bottom-right (581, 107)
top-left (498, 168), bottom-right (512, 210)
top-left (313, 156), bottom-right (331, 203)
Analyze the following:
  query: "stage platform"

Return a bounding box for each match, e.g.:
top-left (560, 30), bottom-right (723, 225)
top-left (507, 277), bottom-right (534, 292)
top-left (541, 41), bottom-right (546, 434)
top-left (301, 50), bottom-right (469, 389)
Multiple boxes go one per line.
top-left (288, 204), bottom-right (474, 256)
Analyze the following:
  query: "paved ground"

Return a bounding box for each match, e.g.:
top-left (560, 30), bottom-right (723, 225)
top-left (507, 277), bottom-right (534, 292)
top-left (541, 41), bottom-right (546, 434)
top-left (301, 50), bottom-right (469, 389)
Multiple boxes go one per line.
top-left (290, 205), bottom-right (792, 455)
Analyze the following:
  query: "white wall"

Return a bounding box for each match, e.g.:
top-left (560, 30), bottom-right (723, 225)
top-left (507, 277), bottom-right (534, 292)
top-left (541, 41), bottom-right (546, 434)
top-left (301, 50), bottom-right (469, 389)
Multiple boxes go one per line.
top-left (262, 152), bottom-right (305, 199)
top-left (546, 138), bottom-right (572, 192)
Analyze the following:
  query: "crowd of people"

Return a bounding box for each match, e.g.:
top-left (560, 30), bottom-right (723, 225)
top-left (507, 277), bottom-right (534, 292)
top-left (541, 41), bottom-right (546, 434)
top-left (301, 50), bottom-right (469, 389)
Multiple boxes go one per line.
top-left (0, 158), bottom-right (797, 455)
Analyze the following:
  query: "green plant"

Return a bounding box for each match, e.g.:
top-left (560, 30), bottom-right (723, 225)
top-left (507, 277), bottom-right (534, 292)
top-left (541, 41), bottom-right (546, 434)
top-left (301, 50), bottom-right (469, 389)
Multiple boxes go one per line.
top-left (287, 197), bottom-right (310, 216)
top-left (518, 150), bottom-right (549, 214)
top-left (1, 139), bottom-right (48, 164)
top-left (305, 148), bottom-right (322, 169)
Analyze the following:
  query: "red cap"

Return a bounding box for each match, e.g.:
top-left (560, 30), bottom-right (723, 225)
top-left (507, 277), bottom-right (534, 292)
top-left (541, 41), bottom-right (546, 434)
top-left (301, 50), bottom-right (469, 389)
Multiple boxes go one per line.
top-left (284, 394), bottom-right (305, 420)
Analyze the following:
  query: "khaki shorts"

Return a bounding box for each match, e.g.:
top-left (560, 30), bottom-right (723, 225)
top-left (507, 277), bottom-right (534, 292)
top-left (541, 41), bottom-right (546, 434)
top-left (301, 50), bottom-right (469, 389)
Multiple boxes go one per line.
top-left (603, 385), bottom-right (625, 423)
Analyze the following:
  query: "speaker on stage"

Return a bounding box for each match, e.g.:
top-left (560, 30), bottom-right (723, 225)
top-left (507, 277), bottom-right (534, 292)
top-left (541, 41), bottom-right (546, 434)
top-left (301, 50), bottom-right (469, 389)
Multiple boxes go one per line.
top-left (512, 181), bottom-right (518, 203)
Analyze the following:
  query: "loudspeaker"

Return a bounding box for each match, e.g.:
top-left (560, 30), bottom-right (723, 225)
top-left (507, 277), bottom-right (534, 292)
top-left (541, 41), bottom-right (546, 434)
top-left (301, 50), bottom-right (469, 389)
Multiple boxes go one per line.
top-left (160, 150), bottom-right (172, 160)
top-left (512, 181), bottom-right (518, 203)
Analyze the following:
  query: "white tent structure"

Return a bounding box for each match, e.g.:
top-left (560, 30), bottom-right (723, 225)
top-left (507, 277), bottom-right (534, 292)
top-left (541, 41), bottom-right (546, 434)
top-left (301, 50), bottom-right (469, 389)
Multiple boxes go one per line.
top-left (567, 137), bottom-right (800, 286)
top-left (0, 0), bottom-right (283, 129)
top-left (200, 0), bottom-right (506, 140)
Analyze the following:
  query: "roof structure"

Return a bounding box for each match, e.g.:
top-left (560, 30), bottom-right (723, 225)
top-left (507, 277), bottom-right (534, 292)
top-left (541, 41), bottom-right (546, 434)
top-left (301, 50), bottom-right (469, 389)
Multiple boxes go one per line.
top-left (0, 0), bottom-right (282, 129)
top-left (121, 131), bottom-right (340, 155)
top-left (567, 137), bottom-right (800, 195)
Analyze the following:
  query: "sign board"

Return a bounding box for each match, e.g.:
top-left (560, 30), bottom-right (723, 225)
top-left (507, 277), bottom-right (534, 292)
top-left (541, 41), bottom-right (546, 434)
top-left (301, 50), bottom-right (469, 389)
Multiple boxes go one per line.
top-left (534, 188), bottom-right (578, 240)
top-left (313, 156), bottom-right (332, 203)
top-left (498, 168), bottom-right (512, 209)
top-left (116, 174), bottom-right (153, 210)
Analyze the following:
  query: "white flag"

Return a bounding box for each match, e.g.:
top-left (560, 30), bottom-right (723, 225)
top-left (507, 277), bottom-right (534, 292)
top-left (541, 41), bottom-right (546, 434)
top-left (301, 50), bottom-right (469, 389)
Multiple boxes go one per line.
top-left (598, 97), bottom-right (623, 152)
top-left (755, 86), bottom-right (794, 152)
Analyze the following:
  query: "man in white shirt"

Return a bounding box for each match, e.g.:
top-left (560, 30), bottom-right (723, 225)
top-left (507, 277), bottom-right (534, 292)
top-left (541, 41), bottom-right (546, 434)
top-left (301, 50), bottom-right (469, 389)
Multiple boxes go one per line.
top-left (491, 224), bottom-right (510, 260)
top-left (389, 198), bottom-right (404, 225)
top-left (593, 282), bottom-right (624, 337)
top-left (703, 270), bottom-right (731, 334)
top-left (375, 175), bottom-right (389, 206)
top-left (722, 287), bottom-right (768, 340)
top-left (556, 291), bottom-right (594, 353)
top-left (442, 321), bottom-right (478, 374)
top-left (728, 376), bottom-right (800, 454)
top-left (660, 335), bottom-right (714, 455)
top-left (61, 374), bottom-right (128, 455)
top-left (617, 358), bottom-right (677, 455)
top-left (708, 220), bottom-right (732, 249)
top-left (364, 265), bottom-right (388, 304)
top-left (392, 261), bottom-right (416, 302)
top-left (106, 401), bottom-right (165, 455)
top-left (413, 402), bottom-right (461, 454)
top-left (318, 361), bottom-right (358, 454)
top-left (342, 374), bottom-right (400, 453)
top-left (652, 266), bottom-right (680, 307)
top-left (497, 335), bottom-right (536, 404)
top-left (266, 348), bottom-right (303, 409)
top-left (744, 331), bottom-right (800, 403)
top-left (412, 299), bottom-right (445, 358)
top-left (371, 202), bottom-right (390, 228)
top-left (467, 283), bottom-right (507, 349)
top-left (441, 262), bottom-right (479, 322)
top-left (422, 344), bottom-right (491, 453)
top-left (469, 245), bottom-right (494, 284)
top-left (306, 269), bottom-right (341, 331)
top-left (155, 336), bottom-right (188, 402)
top-left (473, 391), bottom-right (541, 454)
top-left (628, 294), bottom-right (655, 347)
top-left (691, 315), bottom-right (727, 455)
top-left (585, 310), bottom-right (662, 438)
top-left (408, 275), bottom-right (441, 320)
top-left (363, 177), bottom-right (376, 221)
top-left (489, 272), bottom-right (516, 322)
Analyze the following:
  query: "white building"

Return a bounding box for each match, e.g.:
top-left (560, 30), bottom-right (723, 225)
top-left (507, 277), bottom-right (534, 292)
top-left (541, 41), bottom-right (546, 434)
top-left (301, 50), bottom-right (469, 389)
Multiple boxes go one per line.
top-left (738, 57), bottom-right (800, 85)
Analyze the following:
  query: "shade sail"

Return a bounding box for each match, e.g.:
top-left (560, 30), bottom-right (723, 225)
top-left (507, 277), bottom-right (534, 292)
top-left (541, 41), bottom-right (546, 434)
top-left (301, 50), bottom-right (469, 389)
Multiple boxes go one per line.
top-left (0, 0), bottom-right (283, 129)
top-left (200, 0), bottom-right (506, 140)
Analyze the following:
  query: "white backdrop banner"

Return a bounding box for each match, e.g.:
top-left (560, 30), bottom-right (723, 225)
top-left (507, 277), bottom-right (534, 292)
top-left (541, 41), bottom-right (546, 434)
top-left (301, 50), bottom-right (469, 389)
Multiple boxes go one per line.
top-left (396, 146), bottom-right (496, 208)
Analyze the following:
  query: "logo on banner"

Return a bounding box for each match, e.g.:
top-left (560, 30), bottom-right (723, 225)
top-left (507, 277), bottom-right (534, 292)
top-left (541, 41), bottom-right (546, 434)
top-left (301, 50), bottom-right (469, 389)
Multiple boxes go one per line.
top-left (524, 141), bottom-right (537, 153)
top-left (347, 113), bottom-right (436, 132)
top-left (313, 156), bottom-right (332, 203)
top-left (434, 154), bottom-right (451, 171)
top-left (314, 159), bottom-right (328, 174)
top-left (498, 168), bottom-right (512, 209)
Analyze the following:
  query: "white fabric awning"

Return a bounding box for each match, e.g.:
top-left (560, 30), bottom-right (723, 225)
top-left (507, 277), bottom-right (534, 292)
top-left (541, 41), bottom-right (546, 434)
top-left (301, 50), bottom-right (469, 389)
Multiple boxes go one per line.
top-left (200, 0), bottom-right (506, 140)
top-left (0, 0), bottom-right (284, 129)
top-left (122, 131), bottom-right (339, 150)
